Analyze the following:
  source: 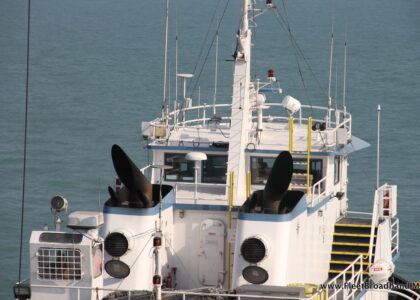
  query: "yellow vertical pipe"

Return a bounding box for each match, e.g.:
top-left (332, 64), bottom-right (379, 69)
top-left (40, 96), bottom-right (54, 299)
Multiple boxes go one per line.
top-left (246, 171), bottom-right (251, 197)
top-left (307, 117), bottom-right (312, 195)
top-left (289, 116), bottom-right (294, 153)
top-left (227, 171), bottom-right (234, 289)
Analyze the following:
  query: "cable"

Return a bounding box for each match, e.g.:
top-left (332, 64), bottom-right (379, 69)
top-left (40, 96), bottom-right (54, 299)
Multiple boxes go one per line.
top-left (270, 6), bottom-right (312, 112)
top-left (270, 0), bottom-right (329, 106)
top-left (115, 235), bottom-right (153, 291)
top-left (189, 0), bottom-right (231, 98)
top-left (189, 0), bottom-right (223, 82)
top-left (18, 0), bottom-right (32, 284)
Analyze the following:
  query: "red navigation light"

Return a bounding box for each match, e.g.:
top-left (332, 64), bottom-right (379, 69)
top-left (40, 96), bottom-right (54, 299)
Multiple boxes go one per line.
top-left (153, 236), bottom-right (162, 247)
top-left (267, 69), bottom-right (274, 78)
top-left (153, 275), bottom-right (161, 285)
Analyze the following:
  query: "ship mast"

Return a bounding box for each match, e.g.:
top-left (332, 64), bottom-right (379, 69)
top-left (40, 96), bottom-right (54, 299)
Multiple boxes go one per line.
top-left (227, 0), bottom-right (252, 205)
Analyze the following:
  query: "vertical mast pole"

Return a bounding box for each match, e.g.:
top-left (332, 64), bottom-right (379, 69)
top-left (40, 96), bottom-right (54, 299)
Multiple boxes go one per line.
top-left (213, 32), bottom-right (219, 115)
top-left (226, 0), bottom-right (251, 205)
top-left (327, 27), bottom-right (334, 127)
top-left (376, 105), bottom-right (381, 189)
top-left (175, 34), bottom-right (178, 124)
top-left (161, 0), bottom-right (169, 120)
top-left (342, 32), bottom-right (348, 119)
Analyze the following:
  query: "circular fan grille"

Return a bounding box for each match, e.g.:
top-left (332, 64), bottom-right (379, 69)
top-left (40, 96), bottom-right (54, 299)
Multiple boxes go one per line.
top-left (105, 232), bottom-right (129, 257)
top-left (240, 237), bottom-right (266, 263)
top-left (242, 266), bottom-right (269, 284)
top-left (105, 260), bottom-right (130, 279)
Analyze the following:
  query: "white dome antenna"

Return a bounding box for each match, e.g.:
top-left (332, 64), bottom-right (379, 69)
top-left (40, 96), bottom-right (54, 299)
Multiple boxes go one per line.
top-left (186, 152), bottom-right (207, 202)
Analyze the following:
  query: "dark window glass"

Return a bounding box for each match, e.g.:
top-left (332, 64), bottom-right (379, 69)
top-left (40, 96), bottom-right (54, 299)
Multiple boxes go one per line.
top-left (164, 153), bottom-right (194, 182)
top-left (202, 155), bottom-right (227, 183)
top-left (250, 156), bottom-right (323, 188)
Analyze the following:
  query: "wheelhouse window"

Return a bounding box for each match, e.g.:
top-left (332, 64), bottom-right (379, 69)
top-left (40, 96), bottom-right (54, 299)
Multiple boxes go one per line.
top-left (250, 156), bottom-right (323, 188)
top-left (164, 153), bottom-right (194, 182)
top-left (202, 155), bottom-right (227, 184)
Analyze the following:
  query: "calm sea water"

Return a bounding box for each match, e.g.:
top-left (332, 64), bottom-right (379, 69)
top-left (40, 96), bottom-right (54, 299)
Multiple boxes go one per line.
top-left (1, 0), bottom-right (419, 298)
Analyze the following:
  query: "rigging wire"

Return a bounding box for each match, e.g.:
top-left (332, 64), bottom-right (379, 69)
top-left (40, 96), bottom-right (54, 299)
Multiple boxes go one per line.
top-left (271, 2), bottom-right (313, 115)
top-left (189, 0), bottom-right (231, 98)
top-left (18, 0), bottom-right (32, 284)
top-left (189, 0), bottom-right (223, 89)
top-left (116, 235), bottom-right (153, 291)
top-left (271, 0), bottom-right (329, 102)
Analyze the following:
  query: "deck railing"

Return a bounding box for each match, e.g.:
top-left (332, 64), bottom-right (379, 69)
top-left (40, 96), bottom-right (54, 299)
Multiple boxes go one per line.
top-left (28, 284), bottom-right (325, 300)
top-left (153, 103), bottom-right (351, 138)
top-left (326, 255), bottom-right (365, 300)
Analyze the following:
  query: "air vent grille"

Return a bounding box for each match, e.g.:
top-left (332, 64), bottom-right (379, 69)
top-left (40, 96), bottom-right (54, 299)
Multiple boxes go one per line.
top-left (240, 237), bottom-right (266, 263)
top-left (105, 232), bottom-right (129, 257)
top-left (242, 266), bottom-right (268, 284)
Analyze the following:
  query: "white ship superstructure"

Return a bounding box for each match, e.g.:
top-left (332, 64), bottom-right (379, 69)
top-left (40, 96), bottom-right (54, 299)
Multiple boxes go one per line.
top-left (14, 0), bottom-right (418, 300)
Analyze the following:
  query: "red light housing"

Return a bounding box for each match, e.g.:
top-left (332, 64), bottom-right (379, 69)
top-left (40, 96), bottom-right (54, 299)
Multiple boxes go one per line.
top-left (267, 69), bottom-right (274, 78)
top-left (153, 236), bottom-right (162, 247)
top-left (153, 275), bottom-right (161, 285)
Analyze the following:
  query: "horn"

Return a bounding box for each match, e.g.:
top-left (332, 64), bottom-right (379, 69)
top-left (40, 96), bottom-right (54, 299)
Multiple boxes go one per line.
top-left (262, 151), bottom-right (293, 213)
top-left (107, 186), bottom-right (120, 206)
top-left (111, 144), bottom-right (153, 207)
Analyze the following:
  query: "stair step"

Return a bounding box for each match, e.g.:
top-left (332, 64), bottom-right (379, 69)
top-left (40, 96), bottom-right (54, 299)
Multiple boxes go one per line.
top-left (330, 260), bottom-right (371, 266)
top-left (328, 269), bottom-right (369, 275)
top-left (335, 223), bottom-right (374, 228)
top-left (333, 232), bottom-right (375, 238)
top-left (332, 244), bottom-right (371, 253)
top-left (331, 253), bottom-right (372, 262)
top-left (332, 241), bottom-right (372, 247)
top-left (329, 263), bottom-right (367, 271)
top-left (331, 250), bottom-right (371, 256)
top-left (336, 217), bottom-right (373, 226)
top-left (334, 226), bottom-right (374, 235)
top-left (333, 236), bottom-right (372, 245)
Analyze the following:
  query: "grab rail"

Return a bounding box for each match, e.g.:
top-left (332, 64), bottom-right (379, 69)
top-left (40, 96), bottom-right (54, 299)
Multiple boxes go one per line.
top-left (368, 189), bottom-right (380, 265)
top-left (326, 255), bottom-right (365, 300)
top-left (310, 176), bottom-right (327, 206)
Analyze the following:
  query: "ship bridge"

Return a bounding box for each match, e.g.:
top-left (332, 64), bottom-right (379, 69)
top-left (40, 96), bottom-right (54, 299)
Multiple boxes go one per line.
top-left (142, 101), bottom-right (368, 208)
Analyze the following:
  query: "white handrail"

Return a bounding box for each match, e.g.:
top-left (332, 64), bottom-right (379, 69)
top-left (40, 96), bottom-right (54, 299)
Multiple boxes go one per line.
top-left (326, 255), bottom-right (365, 300)
top-left (29, 284), bottom-right (320, 300)
top-left (140, 164), bottom-right (152, 173)
top-left (368, 189), bottom-right (380, 265)
top-left (157, 102), bottom-right (352, 133)
top-left (310, 176), bottom-right (328, 206)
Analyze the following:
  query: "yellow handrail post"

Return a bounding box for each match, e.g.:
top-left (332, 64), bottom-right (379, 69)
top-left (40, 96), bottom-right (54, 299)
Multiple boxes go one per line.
top-left (289, 116), bottom-right (294, 153)
top-left (246, 171), bottom-right (251, 198)
top-left (227, 171), bottom-right (234, 289)
top-left (307, 117), bottom-right (312, 195)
